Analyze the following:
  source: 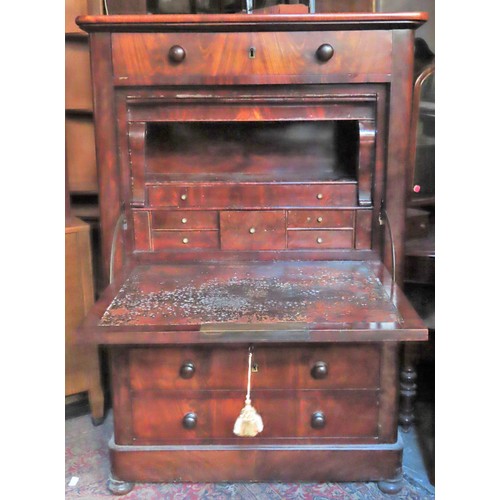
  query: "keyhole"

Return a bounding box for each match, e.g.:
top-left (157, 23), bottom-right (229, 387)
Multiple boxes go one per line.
top-left (251, 363), bottom-right (259, 373)
top-left (249, 47), bottom-right (256, 59)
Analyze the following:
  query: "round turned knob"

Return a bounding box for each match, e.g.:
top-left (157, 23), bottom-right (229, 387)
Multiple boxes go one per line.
top-left (169, 45), bottom-right (186, 63)
top-left (181, 217), bottom-right (188, 224)
top-left (316, 193), bottom-right (323, 200)
top-left (317, 216), bottom-right (323, 223)
top-left (311, 361), bottom-right (328, 379)
top-left (179, 361), bottom-right (195, 379)
top-left (182, 412), bottom-right (197, 429)
top-left (182, 237), bottom-right (189, 244)
top-left (180, 193), bottom-right (187, 201)
top-left (311, 411), bottom-right (326, 429)
top-left (316, 44), bottom-right (334, 62)
top-left (316, 237), bottom-right (323, 244)
top-left (249, 227), bottom-right (256, 234)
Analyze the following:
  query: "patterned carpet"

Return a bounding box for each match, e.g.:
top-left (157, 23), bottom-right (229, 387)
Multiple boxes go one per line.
top-left (65, 412), bottom-right (434, 499)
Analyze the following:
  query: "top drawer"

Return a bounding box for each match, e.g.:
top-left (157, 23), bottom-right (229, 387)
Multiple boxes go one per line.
top-left (111, 30), bottom-right (392, 85)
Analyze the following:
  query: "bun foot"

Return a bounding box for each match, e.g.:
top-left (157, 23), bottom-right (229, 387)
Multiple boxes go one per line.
top-left (378, 473), bottom-right (403, 495)
top-left (107, 476), bottom-right (134, 495)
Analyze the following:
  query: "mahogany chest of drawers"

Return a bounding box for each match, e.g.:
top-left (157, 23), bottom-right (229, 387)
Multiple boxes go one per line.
top-left (77, 11), bottom-right (428, 495)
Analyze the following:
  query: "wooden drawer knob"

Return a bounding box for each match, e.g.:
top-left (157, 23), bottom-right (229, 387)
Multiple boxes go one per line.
top-left (249, 227), bottom-right (256, 234)
top-left (311, 411), bottom-right (326, 429)
top-left (180, 193), bottom-right (188, 201)
top-left (311, 361), bottom-right (328, 379)
top-left (179, 361), bottom-right (195, 379)
top-left (182, 412), bottom-right (197, 429)
top-left (169, 45), bottom-right (186, 63)
top-left (316, 44), bottom-right (334, 62)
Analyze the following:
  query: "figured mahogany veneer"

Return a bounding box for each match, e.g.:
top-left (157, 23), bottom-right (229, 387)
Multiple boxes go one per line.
top-left (128, 344), bottom-right (381, 392)
top-left (77, 12), bottom-right (428, 493)
top-left (111, 30), bottom-right (392, 86)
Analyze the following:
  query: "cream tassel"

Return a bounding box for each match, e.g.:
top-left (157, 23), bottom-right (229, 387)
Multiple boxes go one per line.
top-left (233, 350), bottom-right (264, 437)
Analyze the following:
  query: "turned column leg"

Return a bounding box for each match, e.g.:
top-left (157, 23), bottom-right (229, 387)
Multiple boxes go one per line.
top-left (399, 344), bottom-right (417, 432)
top-left (107, 475), bottom-right (134, 495)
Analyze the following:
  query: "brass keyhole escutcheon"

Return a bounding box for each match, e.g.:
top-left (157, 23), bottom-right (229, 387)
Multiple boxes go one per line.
top-left (249, 47), bottom-right (256, 59)
top-left (251, 363), bottom-right (259, 373)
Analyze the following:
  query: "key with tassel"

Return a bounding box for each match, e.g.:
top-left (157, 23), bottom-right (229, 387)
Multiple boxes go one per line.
top-left (233, 346), bottom-right (264, 437)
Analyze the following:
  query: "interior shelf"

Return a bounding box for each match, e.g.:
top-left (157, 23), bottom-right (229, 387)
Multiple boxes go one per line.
top-left (145, 121), bottom-right (359, 184)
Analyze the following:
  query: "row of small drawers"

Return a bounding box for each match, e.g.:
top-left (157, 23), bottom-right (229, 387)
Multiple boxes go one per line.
top-left (133, 209), bottom-right (371, 251)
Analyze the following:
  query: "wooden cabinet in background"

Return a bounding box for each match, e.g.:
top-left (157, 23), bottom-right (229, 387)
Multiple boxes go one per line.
top-left (65, 39), bottom-right (93, 112)
top-left (66, 116), bottom-right (98, 193)
top-left (65, 217), bottom-right (104, 424)
top-left (66, 0), bottom-right (105, 294)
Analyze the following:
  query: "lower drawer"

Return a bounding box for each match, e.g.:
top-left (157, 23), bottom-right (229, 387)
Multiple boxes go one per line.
top-left (130, 390), bottom-right (379, 443)
top-left (287, 229), bottom-right (354, 249)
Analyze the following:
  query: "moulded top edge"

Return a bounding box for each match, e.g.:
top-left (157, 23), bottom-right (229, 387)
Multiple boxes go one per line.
top-left (76, 12), bottom-right (428, 33)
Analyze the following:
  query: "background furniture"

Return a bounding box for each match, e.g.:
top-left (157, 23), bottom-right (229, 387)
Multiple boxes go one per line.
top-left (65, 216), bottom-right (105, 425)
top-left (65, 0), bottom-right (106, 295)
top-left (78, 12), bottom-right (428, 495)
top-left (399, 38), bottom-right (435, 484)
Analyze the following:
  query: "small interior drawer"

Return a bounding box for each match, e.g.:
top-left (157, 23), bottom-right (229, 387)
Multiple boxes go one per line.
top-left (287, 229), bottom-right (353, 249)
top-left (287, 210), bottom-right (354, 229)
top-left (152, 230), bottom-right (219, 250)
top-left (152, 210), bottom-right (218, 230)
top-left (220, 210), bottom-right (286, 251)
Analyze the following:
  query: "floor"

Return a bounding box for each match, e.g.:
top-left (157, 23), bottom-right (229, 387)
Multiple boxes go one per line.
top-left (65, 404), bottom-right (435, 499)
